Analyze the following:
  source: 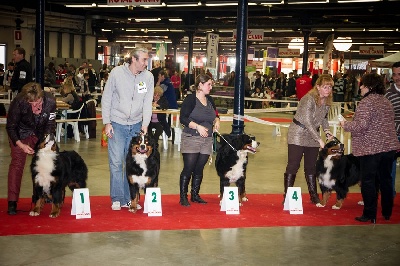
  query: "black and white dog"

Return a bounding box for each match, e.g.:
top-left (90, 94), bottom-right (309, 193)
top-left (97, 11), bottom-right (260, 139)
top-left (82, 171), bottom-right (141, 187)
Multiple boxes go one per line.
top-left (316, 137), bottom-right (360, 209)
top-left (215, 133), bottom-right (259, 205)
top-left (126, 133), bottom-right (160, 213)
top-left (30, 133), bottom-right (88, 218)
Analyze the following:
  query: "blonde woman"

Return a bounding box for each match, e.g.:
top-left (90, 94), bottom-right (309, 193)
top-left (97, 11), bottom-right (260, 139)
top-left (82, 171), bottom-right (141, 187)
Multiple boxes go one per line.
top-left (283, 74), bottom-right (334, 205)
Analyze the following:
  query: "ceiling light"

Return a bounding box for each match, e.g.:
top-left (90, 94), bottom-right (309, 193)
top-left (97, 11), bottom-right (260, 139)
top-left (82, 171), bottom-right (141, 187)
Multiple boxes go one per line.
top-left (65, 5), bottom-right (94, 8)
top-left (288, 38), bottom-right (304, 54)
top-left (135, 18), bottom-right (161, 22)
top-left (169, 18), bottom-right (182, 22)
top-left (101, 29), bottom-right (112, 32)
top-left (91, 3), bottom-right (97, 7)
top-left (333, 37), bottom-right (352, 51)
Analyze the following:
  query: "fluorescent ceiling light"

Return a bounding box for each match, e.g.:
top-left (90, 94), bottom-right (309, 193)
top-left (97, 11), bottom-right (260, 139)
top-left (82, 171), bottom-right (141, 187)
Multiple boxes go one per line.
top-left (125, 29), bottom-right (140, 32)
top-left (169, 18), bottom-right (182, 22)
top-left (98, 40), bottom-right (108, 43)
top-left (135, 18), bottom-right (161, 22)
top-left (387, 50), bottom-right (400, 53)
top-left (98, 5), bottom-right (125, 8)
top-left (368, 29), bottom-right (394, 32)
top-left (101, 29), bottom-right (112, 32)
top-left (288, 1), bottom-right (328, 4)
top-left (65, 5), bottom-right (94, 8)
top-left (147, 29), bottom-right (170, 32)
top-left (206, 3), bottom-right (256, 6)
top-left (338, 0), bottom-right (380, 3)
top-left (166, 4), bottom-right (198, 7)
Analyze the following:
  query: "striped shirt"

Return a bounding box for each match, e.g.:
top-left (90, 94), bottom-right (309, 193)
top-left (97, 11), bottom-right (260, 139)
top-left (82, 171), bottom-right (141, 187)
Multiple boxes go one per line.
top-left (384, 83), bottom-right (400, 136)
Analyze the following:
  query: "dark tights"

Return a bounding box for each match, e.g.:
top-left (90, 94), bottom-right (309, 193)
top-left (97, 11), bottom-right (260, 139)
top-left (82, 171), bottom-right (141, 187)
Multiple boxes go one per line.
top-left (181, 153), bottom-right (210, 177)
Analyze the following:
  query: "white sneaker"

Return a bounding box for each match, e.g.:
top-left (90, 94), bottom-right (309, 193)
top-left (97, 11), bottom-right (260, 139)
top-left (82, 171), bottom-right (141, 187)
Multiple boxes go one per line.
top-left (111, 201), bottom-right (121, 210)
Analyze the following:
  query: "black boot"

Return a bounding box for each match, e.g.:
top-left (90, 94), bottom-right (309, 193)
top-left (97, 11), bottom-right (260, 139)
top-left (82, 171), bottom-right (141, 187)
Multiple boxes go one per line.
top-left (7, 201), bottom-right (17, 215)
top-left (283, 173), bottom-right (296, 204)
top-left (179, 175), bottom-right (191, 206)
top-left (191, 175), bottom-right (207, 204)
top-left (305, 174), bottom-right (320, 204)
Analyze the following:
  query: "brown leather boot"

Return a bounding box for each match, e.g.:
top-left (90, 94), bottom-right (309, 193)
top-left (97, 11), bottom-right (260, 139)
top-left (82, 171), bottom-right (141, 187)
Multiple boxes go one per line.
top-left (283, 173), bottom-right (296, 204)
top-left (305, 174), bottom-right (320, 204)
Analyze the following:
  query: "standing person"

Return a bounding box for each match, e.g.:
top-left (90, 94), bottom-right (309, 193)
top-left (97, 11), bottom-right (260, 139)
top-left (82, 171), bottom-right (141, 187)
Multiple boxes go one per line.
top-left (156, 70), bottom-right (178, 109)
top-left (171, 70), bottom-right (181, 100)
top-left (3, 62), bottom-right (14, 91)
top-left (295, 71), bottom-right (312, 101)
top-left (283, 74), bottom-right (334, 204)
top-left (385, 61), bottom-right (400, 197)
top-left (286, 72), bottom-right (296, 98)
top-left (340, 73), bottom-right (400, 223)
top-left (102, 47), bottom-right (154, 211)
top-left (179, 73), bottom-right (220, 206)
top-left (244, 71), bottom-right (252, 108)
top-left (275, 72), bottom-right (286, 108)
top-left (333, 72), bottom-right (345, 103)
top-left (44, 62), bottom-right (56, 87)
top-left (5, 82), bottom-right (56, 215)
top-left (10, 47), bottom-right (33, 99)
top-left (149, 85), bottom-right (170, 142)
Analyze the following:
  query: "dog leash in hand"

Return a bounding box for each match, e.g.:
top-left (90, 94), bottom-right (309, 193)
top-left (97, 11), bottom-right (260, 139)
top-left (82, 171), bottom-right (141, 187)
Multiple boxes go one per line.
top-left (214, 129), bottom-right (237, 152)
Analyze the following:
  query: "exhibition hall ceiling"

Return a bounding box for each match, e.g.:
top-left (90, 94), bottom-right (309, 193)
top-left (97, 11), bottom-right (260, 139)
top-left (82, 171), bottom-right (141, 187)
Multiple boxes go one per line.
top-left (2, 0), bottom-right (400, 57)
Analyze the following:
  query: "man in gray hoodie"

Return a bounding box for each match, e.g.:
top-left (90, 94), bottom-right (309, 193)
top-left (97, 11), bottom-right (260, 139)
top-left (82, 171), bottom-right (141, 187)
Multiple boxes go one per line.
top-left (102, 47), bottom-right (154, 210)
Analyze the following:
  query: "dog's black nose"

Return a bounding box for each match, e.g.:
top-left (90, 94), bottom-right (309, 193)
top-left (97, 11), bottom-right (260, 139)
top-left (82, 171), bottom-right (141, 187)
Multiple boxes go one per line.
top-left (140, 144), bottom-right (146, 150)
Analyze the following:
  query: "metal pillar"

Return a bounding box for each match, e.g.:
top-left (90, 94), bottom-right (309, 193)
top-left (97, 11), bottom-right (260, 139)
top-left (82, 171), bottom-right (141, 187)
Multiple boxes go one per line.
top-left (302, 29), bottom-right (311, 74)
top-left (231, 0), bottom-right (248, 135)
top-left (35, 0), bottom-right (45, 87)
top-left (187, 31), bottom-right (194, 89)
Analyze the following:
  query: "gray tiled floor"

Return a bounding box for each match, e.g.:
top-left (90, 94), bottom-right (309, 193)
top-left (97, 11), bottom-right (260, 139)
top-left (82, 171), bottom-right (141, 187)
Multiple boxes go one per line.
top-left (1, 112), bottom-right (399, 265)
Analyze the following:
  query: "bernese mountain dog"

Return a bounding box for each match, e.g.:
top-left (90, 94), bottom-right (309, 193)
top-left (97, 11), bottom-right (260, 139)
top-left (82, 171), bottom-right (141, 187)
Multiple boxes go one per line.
top-left (126, 133), bottom-right (160, 213)
top-left (316, 137), bottom-right (360, 209)
top-left (30, 133), bottom-right (88, 218)
top-left (215, 133), bottom-right (259, 206)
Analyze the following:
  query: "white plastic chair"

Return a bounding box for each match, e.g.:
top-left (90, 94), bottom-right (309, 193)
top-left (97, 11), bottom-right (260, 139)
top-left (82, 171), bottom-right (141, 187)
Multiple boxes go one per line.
top-left (83, 99), bottom-right (97, 139)
top-left (66, 103), bottom-right (86, 142)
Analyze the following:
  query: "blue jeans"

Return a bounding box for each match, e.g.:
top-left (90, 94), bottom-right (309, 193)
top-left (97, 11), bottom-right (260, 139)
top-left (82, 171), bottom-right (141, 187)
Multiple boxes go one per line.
top-left (390, 136), bottom-right (400, 197)
top-left (108, 121), bottom-right (142, 204)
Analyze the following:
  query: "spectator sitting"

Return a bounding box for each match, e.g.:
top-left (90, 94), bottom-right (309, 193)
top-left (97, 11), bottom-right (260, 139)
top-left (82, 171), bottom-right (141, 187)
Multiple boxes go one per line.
top-left (251, 87), bottom-right (265, 109)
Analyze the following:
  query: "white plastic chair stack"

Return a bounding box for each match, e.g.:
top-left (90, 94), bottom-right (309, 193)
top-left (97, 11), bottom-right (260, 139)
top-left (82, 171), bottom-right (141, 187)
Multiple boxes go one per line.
top-left (66, 104), bottom-right (86, 142)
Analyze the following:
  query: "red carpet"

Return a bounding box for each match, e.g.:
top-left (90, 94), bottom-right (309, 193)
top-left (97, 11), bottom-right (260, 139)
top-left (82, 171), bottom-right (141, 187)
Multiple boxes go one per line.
top-left (1, 194), bottom-right (399, 236)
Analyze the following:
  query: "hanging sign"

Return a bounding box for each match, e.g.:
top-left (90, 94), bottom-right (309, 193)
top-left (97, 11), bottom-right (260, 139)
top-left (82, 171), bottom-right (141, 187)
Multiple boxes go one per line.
top-left (278, 48), bottom-right (300, 57)
top-left (359, 46), bottom-right (384, 55)
top-left (233, 29), bottom-right (264, 42)
top-left (206, 33), bottom-right (219, 69)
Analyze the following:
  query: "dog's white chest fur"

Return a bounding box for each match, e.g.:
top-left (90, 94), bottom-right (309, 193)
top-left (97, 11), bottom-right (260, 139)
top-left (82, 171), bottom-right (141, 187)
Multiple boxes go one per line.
top-left (319, 155), bottom-right (336, 189)
top-left (131, 154), bottom-right (149, 188)
top-left (225, 150), bottom-right (248, 183)
top-left (34, 150), bottom-right (57, 194)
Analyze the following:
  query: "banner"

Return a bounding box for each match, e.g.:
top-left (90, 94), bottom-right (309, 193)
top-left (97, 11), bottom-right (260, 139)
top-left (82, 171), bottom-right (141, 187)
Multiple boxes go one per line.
top-left (323, 34), bottom-right (334, 73)
top-left (156, 43), bottom-right (167, 61)
top-left (359, 46), bottom-right (384, 55)
top-left (107, 0), bottom-right (161, 6)
top-left (233, 29), bottom-right (264, 42)
top-left (206, 33), bottom-right (219, 69)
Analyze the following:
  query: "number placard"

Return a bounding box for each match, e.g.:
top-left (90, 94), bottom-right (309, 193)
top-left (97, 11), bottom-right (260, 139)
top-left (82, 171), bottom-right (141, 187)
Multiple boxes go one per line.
top-left (283, 187), bottom-right (303, 214)
top-left (71, 188), bottom-right (91, 219)
top-left (143, 187), bottom-right (162, 216)
top-left (220, 187), bottom-right (240, 215)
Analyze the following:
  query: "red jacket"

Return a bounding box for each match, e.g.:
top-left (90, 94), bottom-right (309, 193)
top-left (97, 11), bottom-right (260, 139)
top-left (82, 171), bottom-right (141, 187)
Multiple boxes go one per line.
top-left (296, 74), bottom-right (312, 100)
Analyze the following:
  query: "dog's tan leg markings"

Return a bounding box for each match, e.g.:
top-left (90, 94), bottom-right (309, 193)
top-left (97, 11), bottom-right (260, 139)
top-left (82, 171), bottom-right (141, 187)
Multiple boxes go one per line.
top-left (50, 203), bottom-right (62, 218)
top-left (332, 199), bottom-right (344, 209)
top-left (128, 176), bottom-right (134, 184)
top-left (241, 192), bottom-right (248, 202)
top-left (129, 193), bottom-right (139, 213)
top-left (316, 191), bottom-right (331, 207)
top-left (30, 198), bottom-right (45, 216)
